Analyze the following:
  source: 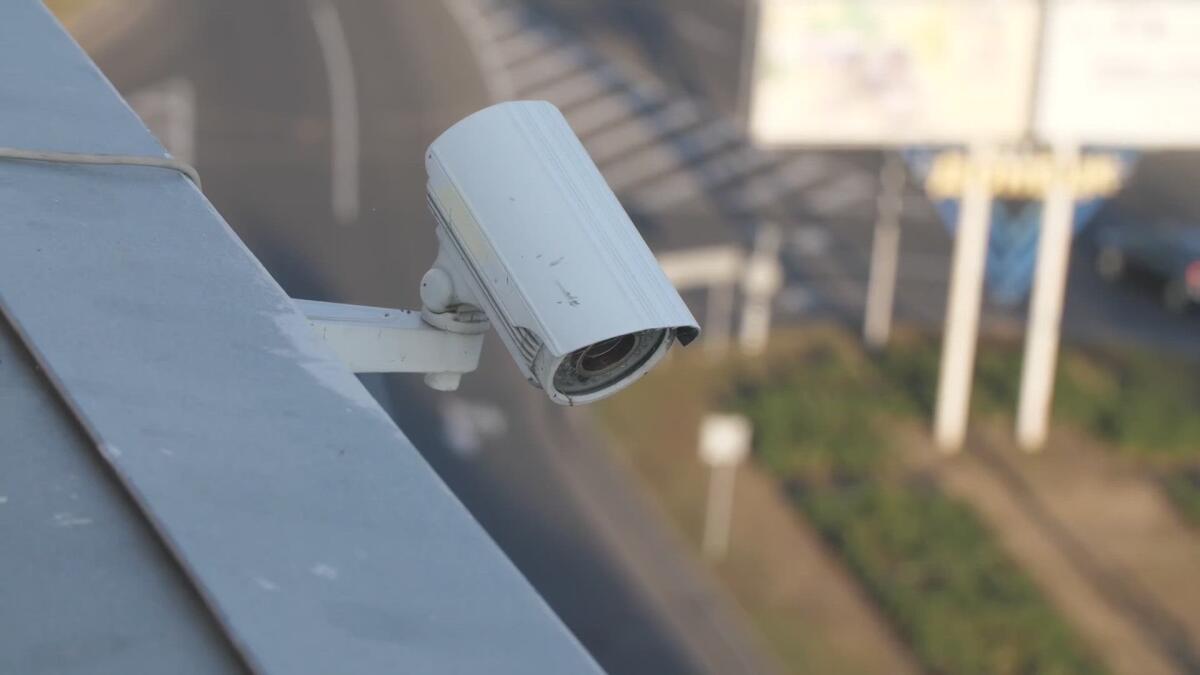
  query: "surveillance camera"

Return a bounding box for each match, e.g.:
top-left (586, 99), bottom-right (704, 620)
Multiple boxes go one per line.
top-left (419, 100), bottom-right (699, 405)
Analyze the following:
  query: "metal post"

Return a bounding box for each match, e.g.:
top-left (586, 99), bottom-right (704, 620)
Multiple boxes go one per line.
top-left (735, 0), bottom-right (761, 130)
top-left (863, 154), bottom-right (906, 349)
top-left (1017, 143), bottom-right (1078, 451)
top-left (738, 223), bottom-right (783, 355)
top-left (934, 144), bottom-right (995, 453)
top-left (698, 414), bottom-right (751, 560)
top-left (702, 463), bottom-right (738, 559)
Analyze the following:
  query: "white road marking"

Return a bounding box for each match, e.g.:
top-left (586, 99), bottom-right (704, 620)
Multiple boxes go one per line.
top-left (632, 144), bottom-right (776, 213)
top-left (507, 44), bottom-right (591, 92)
top-left (310, 0), bottom-right (360, 225)
top-left (726, 155), bottom-right (831, 211)
top-left (493, 27), bottom-right (562, 65)
top-left (456, 0), bottom-right (885, 265)
top-left (473, 3), bottom-right (523, 39)
top-left (585, 100), bottom-right (702, 163)
top-left (524, 66), bottom-right (617, 107)
top-left (604, 118), bottom-right (738, 191)
top-left (564, 92), bottom-right (643, 136)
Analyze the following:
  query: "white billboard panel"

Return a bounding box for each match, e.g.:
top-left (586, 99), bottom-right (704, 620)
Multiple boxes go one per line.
top-left (1036, 1), bottom-right (1200, 147)
top-left (749, 0), bottom-right (1039, 147)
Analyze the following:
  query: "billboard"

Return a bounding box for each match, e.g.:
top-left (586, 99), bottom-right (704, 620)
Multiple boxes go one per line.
top-left (748, 0), bottom-right (1039, 147)
top-left (1036, 0), bottom-right (1200, 147)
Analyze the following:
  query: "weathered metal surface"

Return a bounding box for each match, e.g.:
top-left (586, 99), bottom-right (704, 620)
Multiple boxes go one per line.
top-left (296, 299), bottom-right (484, 375)
top-left (0, 316), bottom-right (250, 675)
top-left (0, 3), bottom-right (602, 673)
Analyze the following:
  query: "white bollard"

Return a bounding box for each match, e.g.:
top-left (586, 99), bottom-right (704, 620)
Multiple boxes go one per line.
top-left (698, 414), bottom-right (752, 559)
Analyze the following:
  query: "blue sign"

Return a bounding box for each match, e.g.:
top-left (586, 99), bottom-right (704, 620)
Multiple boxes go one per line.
top-left (904, 149), bottom-right (1138, 306)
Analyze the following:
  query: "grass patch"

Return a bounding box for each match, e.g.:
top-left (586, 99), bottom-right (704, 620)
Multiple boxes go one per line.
top-left (599, 324), bottom-right (1200, 673)
top-left (868, 332), bottom-right (1200, 464)
top-left (799, 481), bottom-right (1100, 675)
top-left (597, 329), bottom-right (910, 675)
top-left (731, 330), bottom-right (1105, 675)
top-left (867, 332), bottom-right (1200, 526)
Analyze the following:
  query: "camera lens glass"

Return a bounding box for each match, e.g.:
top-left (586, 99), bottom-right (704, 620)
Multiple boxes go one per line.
top-left (553, 329), bottom-right (667, 396)
top-left (579, 335), bottom-right (636, 373)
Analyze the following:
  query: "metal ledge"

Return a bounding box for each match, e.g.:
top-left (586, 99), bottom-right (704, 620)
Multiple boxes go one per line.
top-left (0, 3), bottom-right (602, 673)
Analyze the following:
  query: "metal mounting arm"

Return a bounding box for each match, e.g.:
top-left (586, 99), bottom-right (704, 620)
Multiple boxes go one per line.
top-left (294, 299), bottom-right (485, 391)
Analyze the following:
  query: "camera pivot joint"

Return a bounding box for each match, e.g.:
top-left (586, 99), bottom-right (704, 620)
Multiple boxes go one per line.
top-left (294, 264), bottom-right (489, 393)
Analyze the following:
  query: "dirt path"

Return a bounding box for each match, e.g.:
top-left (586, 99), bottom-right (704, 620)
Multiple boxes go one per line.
top-left (915, 423), bottom-right (1200, 675)
top-left (718, 461), bottom-right (921, 675)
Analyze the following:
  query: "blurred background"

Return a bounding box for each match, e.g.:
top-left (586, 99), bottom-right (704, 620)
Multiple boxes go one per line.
top-left (50, 0), bottom-right (1200, 672)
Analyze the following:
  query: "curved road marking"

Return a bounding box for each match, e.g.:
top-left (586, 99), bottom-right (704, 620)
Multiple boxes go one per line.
top-left (309, 0), bottom-right (360, 225)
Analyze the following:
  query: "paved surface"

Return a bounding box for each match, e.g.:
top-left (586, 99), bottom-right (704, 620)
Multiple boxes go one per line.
top-left (75, 1), bottom-right (776, 673)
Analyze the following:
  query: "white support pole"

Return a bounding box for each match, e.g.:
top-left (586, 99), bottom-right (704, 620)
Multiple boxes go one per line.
top-left (934, 144), bottom-right (995, 453)
top-left (702, 464), bottom-right (738, 559)
top-left (1017, 143), bottom-right (1079, 451)
top-left (706, 282), bottom-right (736, 357)
top-left (863, 154), bottom-right (906, 349)
top-left (739, 223), bottom-right (784, 356)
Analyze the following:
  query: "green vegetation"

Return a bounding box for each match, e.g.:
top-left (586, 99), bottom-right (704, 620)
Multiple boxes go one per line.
top-left (802, 482), bottom-right (1099, 675)
top-left (766, 329), bottom-right (1200, 527)
top-left (1162, 468), bottom-right (1200, 526)
top-left (867, 334), bottom-right (1200, 463)
top-left (598, 325), bottom-right (1200, 673)
top-left (597, 333), bottom-right (912, 675)
top-left (873, 333), bottom-right (1200, 525)
top-left (734, 332), bottom-right (1105, 675)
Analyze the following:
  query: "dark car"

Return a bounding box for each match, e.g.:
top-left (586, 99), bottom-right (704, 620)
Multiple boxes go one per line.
top-left (1092, 221), bottom-right (1200, 312)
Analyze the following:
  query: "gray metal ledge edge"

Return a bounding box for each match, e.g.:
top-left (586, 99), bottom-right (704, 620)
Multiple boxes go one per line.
top-left (0, 2), bottom-right (603, 673)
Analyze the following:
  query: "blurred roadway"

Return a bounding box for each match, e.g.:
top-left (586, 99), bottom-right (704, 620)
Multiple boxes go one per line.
top-left (68, 0), bottom-right (1200, 671)
top-left (505, 0), bottom-right (1200, 358)
top-left (77, 1), bottom-right (776, 674)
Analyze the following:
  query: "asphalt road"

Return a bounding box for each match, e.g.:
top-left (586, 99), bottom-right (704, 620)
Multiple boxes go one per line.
top-left (512, 0), bottom-right (1200, 359)
top-left (78, 2), bottom-right (775, 674)
top-left (69, 0), bottom-right (1200, 671)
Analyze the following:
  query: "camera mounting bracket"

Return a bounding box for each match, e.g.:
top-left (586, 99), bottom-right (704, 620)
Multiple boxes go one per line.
top-left (294, 298), bottom-right (486, 392)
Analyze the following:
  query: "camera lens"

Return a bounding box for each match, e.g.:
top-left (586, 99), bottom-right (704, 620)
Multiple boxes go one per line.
top-left (578, 335), bottom-right (637, 373)
top-left (553, 329), bottom-right (667, 396)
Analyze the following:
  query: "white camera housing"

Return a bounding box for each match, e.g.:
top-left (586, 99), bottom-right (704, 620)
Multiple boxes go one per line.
top-left (420, 100), bottom-right (699, 405)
